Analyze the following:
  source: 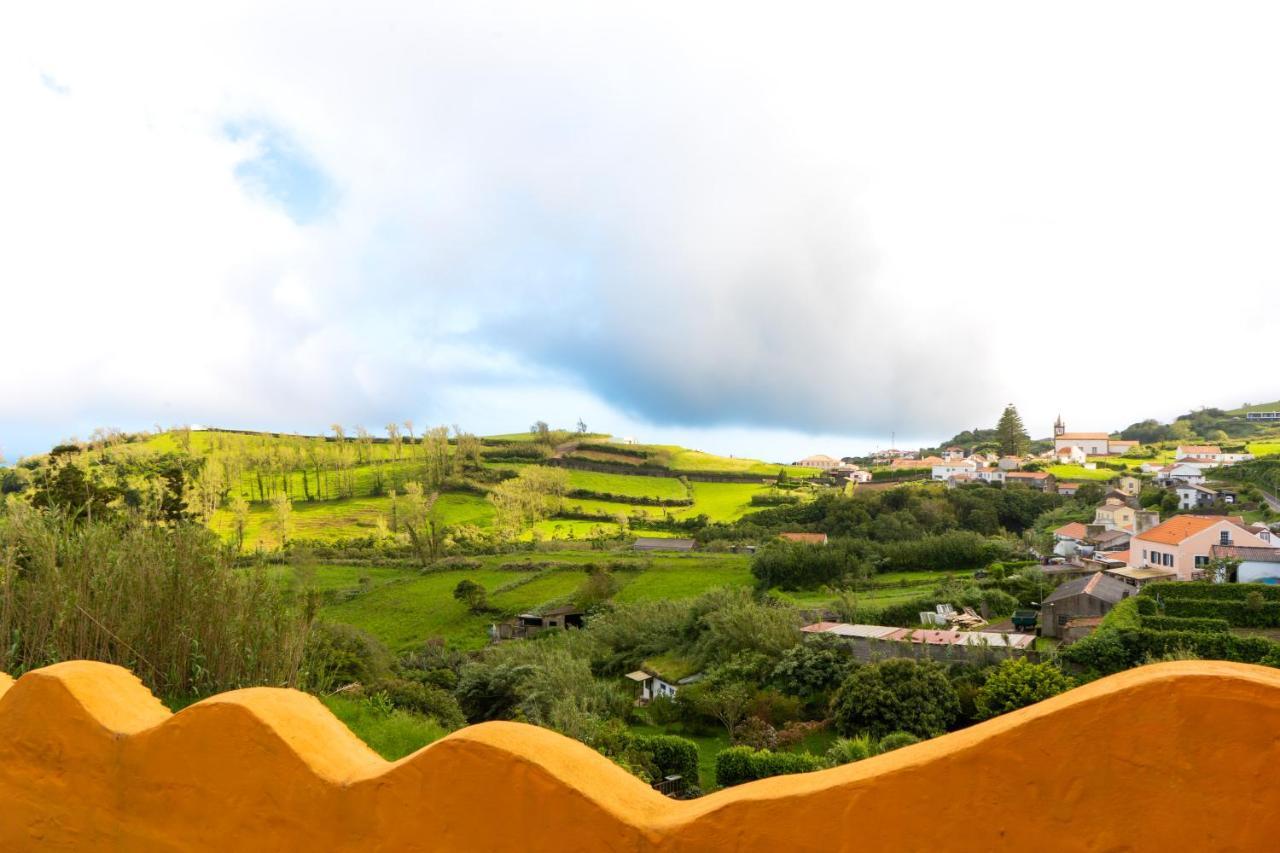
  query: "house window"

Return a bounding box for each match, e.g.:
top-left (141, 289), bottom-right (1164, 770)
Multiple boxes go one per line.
top-left (1195, 556), bottom-right (1209, 568)
top-left (1220, 531), bottom-right (1231, 546)
top-left (1163, 553), bottom-right (1173, 567)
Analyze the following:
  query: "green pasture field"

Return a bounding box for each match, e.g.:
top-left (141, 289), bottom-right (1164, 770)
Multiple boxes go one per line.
top-left (1046, 464), bottom-right (1117, 482)
top-left (298, 552), bottom-right (753, 650)
top-left (564, 468), bottom-right (688, 499)
top-left (212, 492), bottom-right (494, 549)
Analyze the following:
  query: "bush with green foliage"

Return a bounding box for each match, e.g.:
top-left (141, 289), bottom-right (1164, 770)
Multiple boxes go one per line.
top-left (826, 735), bottom-right (875, 765)
top-left (830, 658), bottom-right (960, 738)
top-left (876, 731), bottom-right (922, 752)
top-left (973, 658), bottom-right (1074, 720)
top-left (770, 635), bottom-right (852, 697)
top-left (714, 746), bottom-right (828, 787)
top-left (302, 622), bottom-right (393, 693)
top-left (364, 677), bottom-right (465, 729)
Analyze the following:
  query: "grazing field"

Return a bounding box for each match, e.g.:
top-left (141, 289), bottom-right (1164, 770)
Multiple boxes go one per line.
top-left (1248, 442), bottom-right (1280, 457)
top-left (564, 468), bottom-right (689, 499)
top-left (303, 551), bottom-right (755, 650)
top-left (1046, 464), bottom-right (1117, 482)
top-left (212, 492), bottom-right (495, 549)
top-left (291, 551), bottom-right (965, 651)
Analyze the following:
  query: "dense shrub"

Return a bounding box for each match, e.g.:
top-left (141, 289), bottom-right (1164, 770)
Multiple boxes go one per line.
top-left (365, 677), bottom-right (465, 729)
top-left (830, 659), bottom-right (959, 738)
top-left (714, 746), bottom-right (828, 787)
top-left (302, 622), bottom-right (393, 693)
top-left (973, 658), bottom-right (1074, 720)
top-left (826, 736), bottom-right (875, 765)
top-left (750, 493), bottom-right (803, 506)
top-left (876, 731), bottom-right (922, 753)
top-left (877, 531), bottom-right (1011, 573)
top-left (631, 733), bottom-right (699, 782)
top-left (769, 635), bottom-right (853, 697)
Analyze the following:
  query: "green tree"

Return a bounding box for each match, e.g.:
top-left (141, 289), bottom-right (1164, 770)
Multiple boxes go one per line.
top-left (973, 658), bottom-right (1074, 720)
top-left (995, 404), bottom-right (1030, 457)
top-left (452, 579), bottom-right (489, 613)
top-left (831, 658), bottom-right (959, 738)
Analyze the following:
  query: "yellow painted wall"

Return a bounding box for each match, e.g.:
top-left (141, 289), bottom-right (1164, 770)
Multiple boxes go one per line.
top-left (2, 660), bottom-right (1279, 850)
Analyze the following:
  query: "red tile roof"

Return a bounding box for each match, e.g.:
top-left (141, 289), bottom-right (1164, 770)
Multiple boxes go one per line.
top-left (1055, 522), bottom-right (1088, 539)
top-left (1134, 515), bottom-right (1250, 546)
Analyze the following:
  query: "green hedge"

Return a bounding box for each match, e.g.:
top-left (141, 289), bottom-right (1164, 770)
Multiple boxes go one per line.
top-left (714, 746), bottom-right (828, 787)
top-left (632, 734), bottom-right (699, 783)
top-left (750, 493), bottom-right (803, 506)
top-left (1139, 615), bottom-right (1231, 634)
top-left (1162, 598), bottom-right (1280, 628)
top-left (1143, 583), bottom-right (1280, 602)
top-left (1101, 596), bottom-right (1143, 631)
top-left (1062, 627), bottom-right (1280, 673)
top-left (1135, 597), bottom-right (1157, 616)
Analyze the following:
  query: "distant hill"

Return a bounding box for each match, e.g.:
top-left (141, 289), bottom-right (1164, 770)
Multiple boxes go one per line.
top-left (1, 427), bottom-right (821, 549)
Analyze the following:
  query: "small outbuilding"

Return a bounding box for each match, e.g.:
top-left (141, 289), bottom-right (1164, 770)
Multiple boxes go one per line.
top-left (1041, 572), bottom-right (1134, 639)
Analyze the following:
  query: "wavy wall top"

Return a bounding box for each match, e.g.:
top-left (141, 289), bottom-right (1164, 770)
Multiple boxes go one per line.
top-left (1, 660), bottom-right (1278, 851)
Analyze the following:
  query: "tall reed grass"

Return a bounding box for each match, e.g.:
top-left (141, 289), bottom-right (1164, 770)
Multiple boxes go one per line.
top-left (0, 502), bottom-right (311, 696)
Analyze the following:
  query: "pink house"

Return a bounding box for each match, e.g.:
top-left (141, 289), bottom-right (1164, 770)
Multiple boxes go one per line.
top-left (1130, 515), bottom-right (1277, 580)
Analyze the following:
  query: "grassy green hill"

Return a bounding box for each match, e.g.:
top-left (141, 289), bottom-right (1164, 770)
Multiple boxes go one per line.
top-left (29, 427), bottom-right (819, 549)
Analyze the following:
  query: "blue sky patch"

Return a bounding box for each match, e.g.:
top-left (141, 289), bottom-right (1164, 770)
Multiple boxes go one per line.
top-left (224, 120), bottom-right (335, 224)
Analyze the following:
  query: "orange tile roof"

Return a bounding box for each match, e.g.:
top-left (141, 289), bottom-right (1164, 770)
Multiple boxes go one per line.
top-left (1055, 522), bottom-right (1088, 538)
top-left (1058, 482), bottom-right (1081, 489)
top-left (1178, 445), bottom-right (1221, 455)
top-left (1058, 433), bottom-right (1110, 440)
top-left (1007, 471), bottom-right (1050, 479)
top-left (1133, 515), bottom-right (1247, 545)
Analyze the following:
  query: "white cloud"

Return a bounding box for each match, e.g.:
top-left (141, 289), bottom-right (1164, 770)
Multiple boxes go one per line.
top-left (2, 2), bottom-right (1279, 459)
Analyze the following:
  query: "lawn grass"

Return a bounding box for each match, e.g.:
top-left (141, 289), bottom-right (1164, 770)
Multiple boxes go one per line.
top-left (320, 694), bottom-right (449, 760)
top-left (673, 482), bottom-right (772, 522)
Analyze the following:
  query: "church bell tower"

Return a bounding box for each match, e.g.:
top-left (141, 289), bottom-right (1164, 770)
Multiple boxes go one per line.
top-left (1054, 414), bottom-right (1065, 438)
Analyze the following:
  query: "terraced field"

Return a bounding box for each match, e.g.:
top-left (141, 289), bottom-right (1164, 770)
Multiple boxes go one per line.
top-left (297, 551), bottom-right (755, 649)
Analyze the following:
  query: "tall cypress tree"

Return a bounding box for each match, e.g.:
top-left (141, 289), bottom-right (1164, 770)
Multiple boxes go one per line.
top-left (996, 404), bottom-right (1030, 457)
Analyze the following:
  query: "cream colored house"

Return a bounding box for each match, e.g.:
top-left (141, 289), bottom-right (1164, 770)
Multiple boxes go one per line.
top-left (1093, 499), bottom-right (1136, 532)
top-left (1131, 515), bottom-right (1277, 581)
top-left (1116, 476), bottom-right (1141, 497)
top-left (796, 454), bottom-right (840, 469)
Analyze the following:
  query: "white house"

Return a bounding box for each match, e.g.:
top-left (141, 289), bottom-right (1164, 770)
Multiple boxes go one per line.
top-left (1177, 483), bottom-right (1219, 510)
top-left (1153, 462), bottom-right (1206, 486)
top-left (1055, 445), bottom-right (1088, 465)
top-left (942, 447), bottom-right (967, 462)
top-left (932, 459), bottom-right (978, 481)
top-left (625, 666), bottom-right (704, 702)
top-left (850, 469), bottom-right (872, 484)
top-left (974, 467), bottom-right (1006, 484)
top-left (1212, 545), bottom-right (1280, 583)
top-left (1175, 445), bottom-right (1255, 466)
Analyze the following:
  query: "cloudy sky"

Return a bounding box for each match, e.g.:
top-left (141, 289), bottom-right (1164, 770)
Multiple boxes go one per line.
top-left (2, 2), bottom-right (1278, 463)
